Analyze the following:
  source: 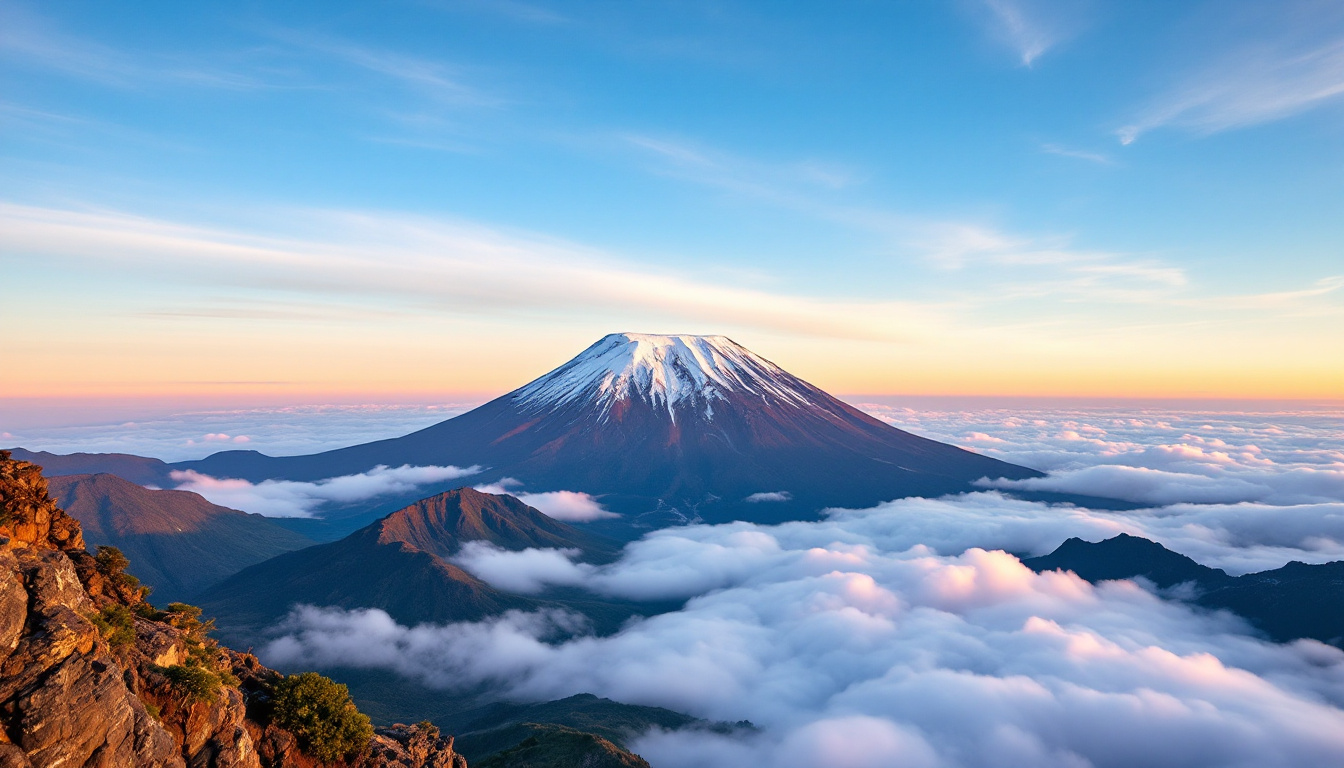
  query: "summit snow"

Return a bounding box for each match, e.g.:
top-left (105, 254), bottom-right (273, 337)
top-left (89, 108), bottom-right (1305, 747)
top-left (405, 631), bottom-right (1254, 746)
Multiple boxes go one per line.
top-left (513, 333), bottom-right (813, 420)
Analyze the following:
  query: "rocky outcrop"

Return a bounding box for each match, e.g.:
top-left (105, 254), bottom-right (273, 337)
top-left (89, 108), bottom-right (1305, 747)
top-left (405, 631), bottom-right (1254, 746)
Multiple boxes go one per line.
top-left (0, 453), bottom-right (83, 553)
top-left (0, 546), bottom-right (180, 767)
top-left (0, 451), bottom-right (467, 768)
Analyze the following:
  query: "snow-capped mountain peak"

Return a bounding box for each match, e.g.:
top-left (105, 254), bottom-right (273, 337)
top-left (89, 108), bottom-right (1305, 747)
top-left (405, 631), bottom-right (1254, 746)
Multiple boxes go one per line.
top-left (512, 333), bottom-right (815, 419)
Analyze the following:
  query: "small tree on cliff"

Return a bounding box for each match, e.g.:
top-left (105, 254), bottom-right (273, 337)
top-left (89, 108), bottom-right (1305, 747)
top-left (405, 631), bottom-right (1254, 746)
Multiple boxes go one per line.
top-left (272, 672), bottom-right (373, 763)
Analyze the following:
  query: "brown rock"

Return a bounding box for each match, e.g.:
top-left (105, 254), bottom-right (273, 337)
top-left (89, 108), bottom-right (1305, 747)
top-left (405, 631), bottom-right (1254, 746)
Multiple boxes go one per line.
top-left (0, 554), bottom-right (27, 657)
top-left (0, 452), bottom-right (84, 554)
top-left (0, 744), bottom-right (30, 768)
top-left (0, 451), bottom-right (470, 768)
top-left (361, 724), bottom-right (468, 768)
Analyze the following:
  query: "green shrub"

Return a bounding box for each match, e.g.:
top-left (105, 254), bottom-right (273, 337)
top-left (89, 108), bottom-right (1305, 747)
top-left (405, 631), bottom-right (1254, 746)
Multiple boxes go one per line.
top-left (94, 545), bottom-right (142, 590)
top-left (95, 545), bottom-right (130, 574)
top-left (87, 604), bottom-right (136, 647)
top-left (163, 665), bottom-right (222, 704)
top-left (272, 672), bottom-right (373, 763)
top-left (164, 602), bottom-right (213, 638)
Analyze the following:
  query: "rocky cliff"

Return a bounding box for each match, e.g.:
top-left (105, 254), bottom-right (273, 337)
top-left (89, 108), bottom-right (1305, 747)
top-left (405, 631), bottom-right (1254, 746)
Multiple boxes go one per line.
top-left (0, 450), bottom-right (467, 768)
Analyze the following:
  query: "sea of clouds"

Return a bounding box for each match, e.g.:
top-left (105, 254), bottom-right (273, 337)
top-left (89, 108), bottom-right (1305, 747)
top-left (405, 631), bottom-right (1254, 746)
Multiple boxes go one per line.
top-left (254, 402), bottom-right (1344, 767)
top-left (9, 399), bottom-right (1344, 764)
top-left (0, 403), bottom-right (470, 462)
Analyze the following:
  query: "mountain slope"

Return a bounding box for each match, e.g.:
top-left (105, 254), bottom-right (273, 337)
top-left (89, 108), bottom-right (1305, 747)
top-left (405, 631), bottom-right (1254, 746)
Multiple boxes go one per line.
top-left (7, 447), bottom-right (174, 486)
top-left (48, 473), bottom-right (315, 602)
top-left (376, 488), bottom-right (617, 561)
top-left (175, 333), bottom-right (1042, 527)
top-left (1025, 534), bottom-right (1344, 645)
top-left (1022, 533), bottom-right (1232, 589)
top-left (473, 724), bottom-right (649, 768)
top-left (452, 694), bottom-right (702, 763)
top-left (199, 488), bottom-right (628, 643)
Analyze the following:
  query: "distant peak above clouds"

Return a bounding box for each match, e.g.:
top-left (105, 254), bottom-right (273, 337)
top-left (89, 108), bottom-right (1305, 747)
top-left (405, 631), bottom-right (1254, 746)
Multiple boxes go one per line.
top-left (513, 332), bottom-right (813, 420)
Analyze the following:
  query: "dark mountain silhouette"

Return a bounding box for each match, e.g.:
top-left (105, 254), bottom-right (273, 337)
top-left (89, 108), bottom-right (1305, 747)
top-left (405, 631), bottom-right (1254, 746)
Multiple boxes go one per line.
top-left (7, 447), bottom-right (174, 486)
top-left (1025, 534), bottom-right (1344, 646)
top-left (1023, 533), bottom-right (1231, 589)
top-left (198, 488), bottom-right (631, 644)
top-left (171, 333), bottom-right (1042, 529)
top-left (451, 693), bottom-right (723, 766)
top-left (47, 473), bottom-right (314, 602)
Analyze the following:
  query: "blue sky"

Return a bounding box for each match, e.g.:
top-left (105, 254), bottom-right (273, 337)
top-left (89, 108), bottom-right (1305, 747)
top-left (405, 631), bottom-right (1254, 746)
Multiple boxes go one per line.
top-left (1, 0), bottom-right (1341, 401)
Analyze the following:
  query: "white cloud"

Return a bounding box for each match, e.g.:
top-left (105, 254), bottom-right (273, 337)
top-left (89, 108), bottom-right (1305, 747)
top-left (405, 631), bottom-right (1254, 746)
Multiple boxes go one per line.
top-left (1119, 37), bottom-right (1344, 144)
top-left (983, 465), bottom-right (1275, 505)
top-left (1041, 143), bottom-right (1114, 165)
top-left (985, 463), bottom-right (1344, 507)
top-left (980, 0), bottom-right (1062, 66)
top-left (265, 538), bottom-right (1344, 768)
top-left (474, 479), bottom-right (621, 522)
top-left (452, 541), bottom-right (594, 594)
top-left (2, 403), bottom-right (475, 463)
top-left (0, 202), bottom-right (946, 343)
top-left (200, 432), bottom-right (250, 444)
top-left (514, 491), bottom-right (620, 522)
top-left (169, 463), bottom-right (481, 517)
top-left (251, 404), bottom-right (1344, 765)
top-left (745, 491), bottom-right (791, 503)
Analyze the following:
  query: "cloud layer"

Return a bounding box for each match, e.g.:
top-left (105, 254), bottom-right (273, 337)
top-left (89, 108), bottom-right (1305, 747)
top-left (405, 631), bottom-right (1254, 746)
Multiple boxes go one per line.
top-left (268, 535), bottom-right (1344, 768)
top-left (171, 463), bottom-right (480, 517)
top-left (261, 405), bottom-right (1344, 766)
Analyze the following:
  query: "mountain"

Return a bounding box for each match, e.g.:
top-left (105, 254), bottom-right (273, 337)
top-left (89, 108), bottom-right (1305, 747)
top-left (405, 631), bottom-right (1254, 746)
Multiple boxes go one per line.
top-left (46, 473), bottom-right (316, 603)
top-left (0, 449), bottom-right (466, 768)
top-left (198, 488), bottom-right (630, 644)
top-left (451, 694), bottom-right (704, 764)
top-left (174, 333), bottom-right (1042, 528)
top-left (1022, 533), bottom-right (1231, 590)
top-left (472, 725), bottom-right (649, 768)
top-left (6, 447), bottom-right (174, 486)
top-left (1025, 534), bottom-right (1344, 646)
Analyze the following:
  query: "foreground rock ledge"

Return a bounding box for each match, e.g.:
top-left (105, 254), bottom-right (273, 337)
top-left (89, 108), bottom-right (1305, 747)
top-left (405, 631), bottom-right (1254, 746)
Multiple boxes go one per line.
top-left (0, 449), bottom-right (467, 768)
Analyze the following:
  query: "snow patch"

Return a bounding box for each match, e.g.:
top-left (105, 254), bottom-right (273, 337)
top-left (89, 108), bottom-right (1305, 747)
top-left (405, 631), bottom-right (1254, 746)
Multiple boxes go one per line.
top-left (513, 333), bottom-right (815, 421)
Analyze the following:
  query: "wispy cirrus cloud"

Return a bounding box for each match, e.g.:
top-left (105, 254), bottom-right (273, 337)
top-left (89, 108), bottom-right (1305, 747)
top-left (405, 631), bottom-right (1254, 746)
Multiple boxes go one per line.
top-left (0, 202), bottom-right (944, 343)
top-left (981, 0), bottom-right (1056, 65)
top-left (622, 133), bottom-right (1186, 304)
top-left (973, 0), bottom-right (1088, 67)
top-left (1040, 143), bottom-right (1114, 165)
top-left (0, 3), bottom-right (275, 90)
top-left (268, 29), bottom-right (504, 108)
top-left (1119, 35), bottom-right (1344, 144)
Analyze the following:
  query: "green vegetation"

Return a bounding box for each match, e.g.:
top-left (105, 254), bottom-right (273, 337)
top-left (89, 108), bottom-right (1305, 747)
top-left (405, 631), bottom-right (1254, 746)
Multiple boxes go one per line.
top-left (87, 603), bottom-right (136, 647)
top-left (163, 664), bottom-right (223, 704)
top-left (95, 544), bottom-right (130, 574)
top-left (272, 672), bottom-right (374, 763)
top-left (142, 601), bottom-right (240, 703)
top-left (94, 544), bottom-right (147, 596)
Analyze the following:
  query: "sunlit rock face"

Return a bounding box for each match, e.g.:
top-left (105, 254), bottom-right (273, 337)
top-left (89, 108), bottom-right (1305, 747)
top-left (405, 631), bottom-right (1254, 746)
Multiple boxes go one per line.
top-left (0, 451), bottom-right (467, 768)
